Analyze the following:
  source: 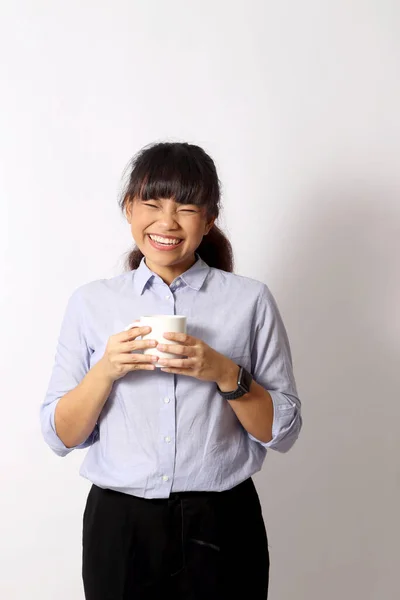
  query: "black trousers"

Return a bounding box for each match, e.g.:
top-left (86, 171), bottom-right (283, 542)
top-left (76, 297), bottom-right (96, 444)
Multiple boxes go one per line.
top-left (82, 477), bottom-right (269, 599)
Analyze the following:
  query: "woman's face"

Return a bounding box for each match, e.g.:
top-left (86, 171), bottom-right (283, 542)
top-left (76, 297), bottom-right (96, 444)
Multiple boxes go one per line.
top-left (125, 197), bottom-right (215, 279)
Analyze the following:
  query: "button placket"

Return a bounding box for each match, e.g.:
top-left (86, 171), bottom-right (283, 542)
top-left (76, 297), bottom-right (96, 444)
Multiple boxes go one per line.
top-left (158, 375), bottom-right (175, 493)
top-left (156, 285), bottom-right (177, 493)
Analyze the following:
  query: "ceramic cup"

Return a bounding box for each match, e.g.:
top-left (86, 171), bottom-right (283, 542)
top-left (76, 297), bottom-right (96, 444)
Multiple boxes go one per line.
top-left (125, 315), bottom-right (187, 366)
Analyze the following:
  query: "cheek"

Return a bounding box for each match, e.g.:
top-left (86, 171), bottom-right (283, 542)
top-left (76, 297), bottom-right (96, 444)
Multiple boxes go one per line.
top-left (187, 219), bottom-right (207, 239)
top-left (129, 212), bottom-right (148, 234)
top-left (129, 221), bottom-right (146, 247)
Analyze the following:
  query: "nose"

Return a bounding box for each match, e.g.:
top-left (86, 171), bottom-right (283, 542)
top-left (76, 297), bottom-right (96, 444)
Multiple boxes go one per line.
top-left (157, 211), bottom-right (180, 231)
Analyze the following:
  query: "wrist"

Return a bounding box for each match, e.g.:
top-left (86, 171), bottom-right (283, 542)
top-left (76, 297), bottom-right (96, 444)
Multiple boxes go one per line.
top-left (216, 360), bottom-right (240, 393)
top-left (94, 358), bottom-right (115, 387)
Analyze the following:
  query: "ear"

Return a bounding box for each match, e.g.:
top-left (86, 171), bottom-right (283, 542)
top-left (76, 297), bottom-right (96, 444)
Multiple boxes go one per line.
top-left (204, 217), bottom-right (216, 235)
top-left (125, 197), bottom-right (133, 223)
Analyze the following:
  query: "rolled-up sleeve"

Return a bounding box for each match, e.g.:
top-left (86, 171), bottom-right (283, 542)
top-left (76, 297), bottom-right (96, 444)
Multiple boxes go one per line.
top-left (40, 288), bottom-right (98, 457)
top-left (249, 284), bottom-right (302, 453)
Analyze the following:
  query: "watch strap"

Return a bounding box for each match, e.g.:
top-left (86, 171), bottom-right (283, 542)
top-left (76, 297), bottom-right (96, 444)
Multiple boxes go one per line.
top-left (217, 366), bottom-right (253, 400)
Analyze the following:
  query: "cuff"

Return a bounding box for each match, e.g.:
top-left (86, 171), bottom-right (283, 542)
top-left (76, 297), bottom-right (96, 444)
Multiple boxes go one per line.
top-left (248, 390), bottom-right (301, 453)
top-left (41, 399), bottom-right (96, 457)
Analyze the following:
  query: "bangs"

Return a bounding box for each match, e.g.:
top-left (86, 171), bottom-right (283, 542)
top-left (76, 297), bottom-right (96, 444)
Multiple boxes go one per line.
top-left (124, 143), bottom-right (219, 208)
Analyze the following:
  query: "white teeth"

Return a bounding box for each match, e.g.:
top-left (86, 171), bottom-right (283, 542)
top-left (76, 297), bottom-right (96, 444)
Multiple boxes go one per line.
top-left (149, 234), bottom-right (182, 245)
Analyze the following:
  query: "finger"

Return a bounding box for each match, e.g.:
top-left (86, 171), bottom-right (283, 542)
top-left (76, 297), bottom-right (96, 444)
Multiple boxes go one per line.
top-left (122, 320), bottom-right (141, 334)
top-left (130, 363), bottom-right (157, 371)
top-left (160, 367), bottom-right (194, 376)
top-left (157, 357), bottom-right (196, 369)
top-left (122, 339), bottom-right (158, 352)
top-left (120, 353), bottom-right (159, 364)
top-left (156, 344), bottom-right (195, 356)
top-left (162, 332), bottom-right (196, 344)
top-left (120, 325), bottom-right (152, 342)
top-left (124, 321), bottom-right (140, 331)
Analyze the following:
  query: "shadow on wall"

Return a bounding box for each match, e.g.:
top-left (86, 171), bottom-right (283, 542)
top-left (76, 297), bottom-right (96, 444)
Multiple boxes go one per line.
top-left (255, 177), bottom-right (400, 600)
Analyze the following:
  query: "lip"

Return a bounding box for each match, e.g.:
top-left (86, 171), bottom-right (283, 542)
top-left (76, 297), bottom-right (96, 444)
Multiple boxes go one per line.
top-left (147, 233), bottom-right (183, 241)
top-left (147, 234), bottom-right (184, 251)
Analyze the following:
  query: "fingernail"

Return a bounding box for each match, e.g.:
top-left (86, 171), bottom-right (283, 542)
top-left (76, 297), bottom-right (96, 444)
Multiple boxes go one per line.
top-left (151, 356), bottom-right (159, 361)
top-left (157, 344), bottom-right (165, 351)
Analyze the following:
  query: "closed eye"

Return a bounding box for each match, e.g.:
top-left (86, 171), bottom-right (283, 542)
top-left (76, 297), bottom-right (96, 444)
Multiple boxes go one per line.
top-left (144, 202), bottom-right (197, 213)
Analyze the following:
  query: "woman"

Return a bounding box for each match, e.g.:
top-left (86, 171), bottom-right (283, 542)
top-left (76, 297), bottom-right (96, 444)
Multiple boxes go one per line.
top-left (40, 141), bottom-right (302, 599)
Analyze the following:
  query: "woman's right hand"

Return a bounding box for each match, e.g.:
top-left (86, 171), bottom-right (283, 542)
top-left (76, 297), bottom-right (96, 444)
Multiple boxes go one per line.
top-left (98, 323), bottom-right (159, 382)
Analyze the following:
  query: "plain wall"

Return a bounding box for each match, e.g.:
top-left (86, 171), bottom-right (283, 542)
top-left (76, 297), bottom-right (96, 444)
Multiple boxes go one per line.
top-left (1, 1), bottom-right (399, 598)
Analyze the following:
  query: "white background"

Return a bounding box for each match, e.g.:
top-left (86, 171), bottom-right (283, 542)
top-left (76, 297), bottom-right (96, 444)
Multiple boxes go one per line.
top-left (1, 1), bottom-right (399, 598)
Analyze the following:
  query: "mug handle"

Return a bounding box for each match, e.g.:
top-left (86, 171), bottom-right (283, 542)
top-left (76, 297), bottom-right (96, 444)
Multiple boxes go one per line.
top-left (124, 320), bottom-right (141, 331)
top-left (124, 320), bottom-right (144, 340)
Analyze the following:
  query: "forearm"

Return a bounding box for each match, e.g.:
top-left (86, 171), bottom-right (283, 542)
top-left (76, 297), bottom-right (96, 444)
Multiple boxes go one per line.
top-left (54, 359), bottom-right (113, 448)
top-left (217, 361), bottom-right (274, 444)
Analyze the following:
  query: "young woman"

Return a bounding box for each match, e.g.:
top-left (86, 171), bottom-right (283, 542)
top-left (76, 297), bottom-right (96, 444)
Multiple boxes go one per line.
top-left (40, 142), bottom-right (302, 599)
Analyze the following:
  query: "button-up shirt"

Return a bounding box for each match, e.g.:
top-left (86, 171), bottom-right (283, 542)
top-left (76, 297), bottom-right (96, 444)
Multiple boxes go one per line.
top-left (40, 255), bottom-right (302, 498)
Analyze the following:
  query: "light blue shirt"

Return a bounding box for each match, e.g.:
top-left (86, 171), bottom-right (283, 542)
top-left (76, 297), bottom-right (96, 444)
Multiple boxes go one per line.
top-left (40, 255), bottom-right (302, 498)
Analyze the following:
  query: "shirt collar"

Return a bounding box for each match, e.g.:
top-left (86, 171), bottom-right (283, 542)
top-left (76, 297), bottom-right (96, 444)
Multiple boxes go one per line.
top-left (133, 253), bottom-right (210, 295)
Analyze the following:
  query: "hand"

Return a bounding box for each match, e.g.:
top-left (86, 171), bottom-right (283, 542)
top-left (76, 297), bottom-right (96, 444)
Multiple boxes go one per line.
top-left (98, 322), bottom-right (159, 382)
top-left (156, 332), bottom-right (239, 387)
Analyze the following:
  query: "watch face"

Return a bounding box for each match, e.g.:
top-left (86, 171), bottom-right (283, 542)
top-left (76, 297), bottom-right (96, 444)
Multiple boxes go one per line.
top-left (238, 367), bottom-right (252, 393)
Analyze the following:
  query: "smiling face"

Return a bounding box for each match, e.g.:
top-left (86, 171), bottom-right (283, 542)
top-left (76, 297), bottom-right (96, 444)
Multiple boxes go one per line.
top-left (125, 197), bottom-right (215, 284)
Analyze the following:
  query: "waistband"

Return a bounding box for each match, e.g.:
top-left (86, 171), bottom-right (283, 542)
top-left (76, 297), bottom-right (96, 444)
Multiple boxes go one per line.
top-left (92, 476), bottom-right (256, 505)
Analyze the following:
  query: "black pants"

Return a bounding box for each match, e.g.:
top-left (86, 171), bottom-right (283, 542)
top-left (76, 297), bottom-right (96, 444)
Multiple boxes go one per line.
top-left (82, 477), bottom-right (269, 599)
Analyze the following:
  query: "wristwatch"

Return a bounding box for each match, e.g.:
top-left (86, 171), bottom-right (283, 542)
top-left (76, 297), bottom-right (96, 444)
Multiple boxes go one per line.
top-left (217, 365), bottom-right (253, 400)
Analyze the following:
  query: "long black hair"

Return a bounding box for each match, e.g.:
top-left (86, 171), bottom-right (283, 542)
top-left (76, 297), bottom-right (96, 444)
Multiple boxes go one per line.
top-left (118, 142), bottom-right (234, 272)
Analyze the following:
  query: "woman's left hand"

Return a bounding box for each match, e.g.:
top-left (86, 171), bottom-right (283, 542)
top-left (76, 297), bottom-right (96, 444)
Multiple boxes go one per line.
top-left (156, 332), bottom-right (238, 386)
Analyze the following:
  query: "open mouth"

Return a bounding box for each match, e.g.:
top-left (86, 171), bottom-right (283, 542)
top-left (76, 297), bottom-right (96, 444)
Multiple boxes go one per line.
top-left (147, 234), bottom-right (184, 250)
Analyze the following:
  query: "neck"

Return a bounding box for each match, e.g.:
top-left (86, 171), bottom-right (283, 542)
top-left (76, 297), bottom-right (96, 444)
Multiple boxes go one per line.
top-left (145, 254), bottom-right (197, 286)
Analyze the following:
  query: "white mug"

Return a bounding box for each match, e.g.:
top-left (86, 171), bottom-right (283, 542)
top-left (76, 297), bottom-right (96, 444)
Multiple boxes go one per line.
top-left (125, 315), bottom-right (187, 365)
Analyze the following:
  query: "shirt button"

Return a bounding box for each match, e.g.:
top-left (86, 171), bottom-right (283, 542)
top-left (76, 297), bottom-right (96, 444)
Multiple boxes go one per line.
top-left (165, 295), bottom-right (171, 300)
top-left (163, 397), bottom-right (170, 404)
top-left (164, 436), bottom-right (171, 443)
top-left (162, 475), bottom-right (169, 482)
